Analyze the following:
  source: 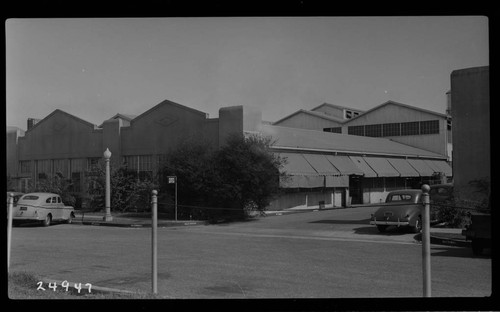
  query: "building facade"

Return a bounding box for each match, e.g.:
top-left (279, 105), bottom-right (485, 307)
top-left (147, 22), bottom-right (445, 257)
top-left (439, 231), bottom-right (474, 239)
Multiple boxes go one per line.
top-left (273, 100), bottom-right (452, 161)
top-left (7, 99), bottom-right (452, 210)
top-left (450, 66), bottom-right (490, 204)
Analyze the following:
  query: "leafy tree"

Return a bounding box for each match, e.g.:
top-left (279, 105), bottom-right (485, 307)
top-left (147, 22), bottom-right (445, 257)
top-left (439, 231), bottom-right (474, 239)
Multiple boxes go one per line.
top-left (159, 133), bottom-right (287, 221)
top-left (159, 137), bottom-right (218, 220)
top-left (87, 164), bottom-right (158, 212)
top-left (214, 133), bottom-right (286, 218)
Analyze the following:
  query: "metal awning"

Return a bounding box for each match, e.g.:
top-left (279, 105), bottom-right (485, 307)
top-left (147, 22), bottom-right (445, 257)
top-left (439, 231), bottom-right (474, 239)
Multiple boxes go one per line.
top-left (349, 156), bottom-right (377, 178)
top-left (277, 153), bottom-right (349, 188)
top-left (325, 155), bottom-right (364, 176)
top-left (278, 153), bottom-right (329, 188)
top-left (303, 154), bottom-right (348, 187)
top-left (302, 154), bottom-right (341, 175)
top-left (279, 153), bottom-right (318, 176)
top-left (386, 158), bottom-right (420, 177)
top-left (363, 157), bottom-right (400, 177)
top-left (424, 159), bottom-right (452, 176)
top-left (407, 159), bottom-right (435, 177)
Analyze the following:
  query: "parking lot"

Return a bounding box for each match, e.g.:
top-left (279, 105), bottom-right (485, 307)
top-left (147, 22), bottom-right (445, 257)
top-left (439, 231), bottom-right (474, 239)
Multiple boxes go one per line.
top-left (9, 206), bottom-right (491, 298)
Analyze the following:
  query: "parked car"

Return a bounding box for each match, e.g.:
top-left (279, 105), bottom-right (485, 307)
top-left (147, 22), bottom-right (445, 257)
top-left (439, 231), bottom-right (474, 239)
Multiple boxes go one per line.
top-left (6, 192), bottom-right (24, 216)
top-left (370, 190), bottom-right (424, 233)
top-left (369, 184), bottom-right (450, 233)
top-left (6, 192), bottom-right (25, 206)
top-left (12, 192), bottom-right (75, 226)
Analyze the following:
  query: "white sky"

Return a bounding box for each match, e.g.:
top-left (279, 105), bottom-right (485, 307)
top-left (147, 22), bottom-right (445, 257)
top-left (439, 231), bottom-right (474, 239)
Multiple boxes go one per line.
top-left (6, 16), bottom-right (489, 130)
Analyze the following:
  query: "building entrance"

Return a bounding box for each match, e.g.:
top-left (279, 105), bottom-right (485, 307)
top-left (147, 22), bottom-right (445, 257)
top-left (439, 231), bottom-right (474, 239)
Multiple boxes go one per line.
top-left (349, 176), bottom-right (363, 205)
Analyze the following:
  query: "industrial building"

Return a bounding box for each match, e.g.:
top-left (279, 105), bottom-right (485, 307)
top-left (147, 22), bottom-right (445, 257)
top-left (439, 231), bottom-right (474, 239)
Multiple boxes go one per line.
top-left (6, 99), bottom-right (452, 210)
top-left (274, 100), bottom-right (452, 161)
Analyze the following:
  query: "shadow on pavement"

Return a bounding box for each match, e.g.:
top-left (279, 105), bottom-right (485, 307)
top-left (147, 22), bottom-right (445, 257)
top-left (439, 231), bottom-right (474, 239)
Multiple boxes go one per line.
top-left (309, 218), bottom-right (371, 225)
top-left (353, 225), bottom-right (415, 236)
top-left (430, 246), bottom-right (491, 259)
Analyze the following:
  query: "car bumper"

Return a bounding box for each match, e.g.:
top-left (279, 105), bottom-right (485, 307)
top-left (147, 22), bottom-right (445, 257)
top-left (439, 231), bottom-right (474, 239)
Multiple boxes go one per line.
top-left (370, 219), bottom-right (410, 227)
top-left (12, 215), bottom-right (43, 221)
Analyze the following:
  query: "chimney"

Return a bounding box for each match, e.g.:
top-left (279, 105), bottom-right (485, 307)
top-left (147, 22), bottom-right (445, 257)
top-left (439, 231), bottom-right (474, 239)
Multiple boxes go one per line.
top-left (27, 118), bottom-right (41, 130)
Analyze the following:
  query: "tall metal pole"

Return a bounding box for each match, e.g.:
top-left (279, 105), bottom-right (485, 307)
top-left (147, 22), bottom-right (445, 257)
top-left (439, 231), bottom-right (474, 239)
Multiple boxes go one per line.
top-left (151, 190), bottom-right (158, 294)
top-left (7, 193), bottom-right (14, 272)
top-left (103, 148), bottom-right (113, 222)
top-left (421, 184), bottom-right (431, 297)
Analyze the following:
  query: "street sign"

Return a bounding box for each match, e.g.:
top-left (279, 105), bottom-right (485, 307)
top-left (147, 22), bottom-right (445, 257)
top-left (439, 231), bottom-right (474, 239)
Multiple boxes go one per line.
top-left (167, 176), bottom-right (178, 221)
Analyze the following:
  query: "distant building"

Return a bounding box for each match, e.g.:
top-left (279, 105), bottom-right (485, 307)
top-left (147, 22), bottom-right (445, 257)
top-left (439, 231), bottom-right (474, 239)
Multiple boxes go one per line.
top-left (450, 66), bottom-right (490, 204)
top-left (274, 100), bottom-right (452, 161)
top-left (6, 99), bottom-right (452, 210)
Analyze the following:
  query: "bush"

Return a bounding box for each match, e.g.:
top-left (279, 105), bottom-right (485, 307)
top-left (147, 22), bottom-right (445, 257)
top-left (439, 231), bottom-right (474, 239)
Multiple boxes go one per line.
top-left (434, 198), bottom-right (489, 228)
top-left (87, 165), bottom-right (158, 212)
top-left (159, 133), bottom-right (287, 221)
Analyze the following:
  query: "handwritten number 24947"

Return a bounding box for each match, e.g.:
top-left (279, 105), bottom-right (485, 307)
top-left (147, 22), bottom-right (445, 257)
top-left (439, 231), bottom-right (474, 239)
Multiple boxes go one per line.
top-left (37, 281), bottom-right (92, 293)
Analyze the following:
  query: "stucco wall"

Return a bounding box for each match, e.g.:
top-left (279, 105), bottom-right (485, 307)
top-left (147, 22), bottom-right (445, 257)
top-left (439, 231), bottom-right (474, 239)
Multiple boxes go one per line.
top-left (451, 66), bottom-right (490, 203)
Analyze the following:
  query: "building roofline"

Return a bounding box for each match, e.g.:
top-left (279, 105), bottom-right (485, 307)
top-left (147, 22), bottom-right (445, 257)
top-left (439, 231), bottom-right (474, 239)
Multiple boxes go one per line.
top-left (311, 102), bottom-right (365, 113)
top-left (344, 100), bottom-right (448, 123)
top-left (25, 109), bottom-right (98, 133)
top-left (130, 99), bottom-right (208, 125)
top-left (273, 109), bottom-right (346, 125)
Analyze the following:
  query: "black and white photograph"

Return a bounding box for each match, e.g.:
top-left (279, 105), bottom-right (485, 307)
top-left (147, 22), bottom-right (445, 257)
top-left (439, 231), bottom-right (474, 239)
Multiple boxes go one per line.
top-left (6, 15), bottom-right (491, 307)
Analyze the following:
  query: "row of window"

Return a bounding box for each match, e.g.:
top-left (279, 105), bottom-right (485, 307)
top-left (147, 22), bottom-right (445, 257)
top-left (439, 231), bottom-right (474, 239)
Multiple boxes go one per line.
top-left (19, 155), bottom-right (164, 179)
top-left (348, 120), bottom-right (440, 137)
top-left (323, 120), bottom-right (441, 137)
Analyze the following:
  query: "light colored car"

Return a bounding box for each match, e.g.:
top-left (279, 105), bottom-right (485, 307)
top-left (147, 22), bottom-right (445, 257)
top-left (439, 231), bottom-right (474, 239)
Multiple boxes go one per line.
top-left (12, 192), bottom-right (75, 226)
top-left (370, 189), bottom-right (424, 233)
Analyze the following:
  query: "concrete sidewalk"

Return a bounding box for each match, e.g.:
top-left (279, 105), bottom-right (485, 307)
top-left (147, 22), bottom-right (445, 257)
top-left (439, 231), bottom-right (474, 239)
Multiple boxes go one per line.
top-left (73, 212), bottom-right (208, 228)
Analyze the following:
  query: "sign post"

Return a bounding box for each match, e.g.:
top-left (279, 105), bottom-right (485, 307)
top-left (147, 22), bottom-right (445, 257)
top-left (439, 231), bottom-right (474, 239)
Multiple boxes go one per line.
top-left (168, 176), bottom-right (177, 221)
top-left (421, 184), bottom-right (431, 297)
top-left (151, 190), bottom-right (158, 294)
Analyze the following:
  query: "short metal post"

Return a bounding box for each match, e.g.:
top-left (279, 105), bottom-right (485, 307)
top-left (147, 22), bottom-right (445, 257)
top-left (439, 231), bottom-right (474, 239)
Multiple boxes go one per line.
top-left (421, 184), bottom-right (431, 297)
top-left (175, 179), bottom-right (178, 221)
top-left (7, 193), bottom-right (14, 272)
top-left (151, 190), bottom-right (158, 294)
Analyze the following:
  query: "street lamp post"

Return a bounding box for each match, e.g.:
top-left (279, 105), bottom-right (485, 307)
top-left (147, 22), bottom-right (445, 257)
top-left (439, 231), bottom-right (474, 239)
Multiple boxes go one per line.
top-left (103, 148), bottom-right (113, 222)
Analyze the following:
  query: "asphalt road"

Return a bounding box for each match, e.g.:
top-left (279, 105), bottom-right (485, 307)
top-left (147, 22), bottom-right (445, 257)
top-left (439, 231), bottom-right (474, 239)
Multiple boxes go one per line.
top-left (9, 207), bottom-right (491, 299)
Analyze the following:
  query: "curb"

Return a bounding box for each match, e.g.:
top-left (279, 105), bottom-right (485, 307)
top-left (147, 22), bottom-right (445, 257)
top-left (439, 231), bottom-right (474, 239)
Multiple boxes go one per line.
top-left (72, 219), bottom-right (209, 228)
top-left (414, 233), bottom-right (470, 248)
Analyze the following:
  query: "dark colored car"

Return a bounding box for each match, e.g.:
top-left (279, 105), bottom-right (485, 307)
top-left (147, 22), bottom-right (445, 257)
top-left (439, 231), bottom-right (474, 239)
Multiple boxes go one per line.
top-left (370, 184), bottom-right (453, 233)
top-left (370, 190), bottom-right (423, 233)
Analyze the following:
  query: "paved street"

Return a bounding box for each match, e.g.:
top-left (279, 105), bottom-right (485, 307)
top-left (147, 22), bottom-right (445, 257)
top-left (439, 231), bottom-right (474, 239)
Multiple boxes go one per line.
top-left (9, 207), bottom-right (491, 298)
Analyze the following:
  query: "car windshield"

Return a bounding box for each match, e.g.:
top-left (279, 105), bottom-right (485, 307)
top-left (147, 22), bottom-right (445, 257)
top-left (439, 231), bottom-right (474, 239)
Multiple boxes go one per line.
top-left (21, 195), bottom-right (39, 200)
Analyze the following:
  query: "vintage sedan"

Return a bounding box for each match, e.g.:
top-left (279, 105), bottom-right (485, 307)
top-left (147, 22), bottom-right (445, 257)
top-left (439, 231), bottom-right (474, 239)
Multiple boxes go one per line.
top-left (370, 189), bottom-right (424, 233)
top-left (12, 192), bottom-right (75, 226)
